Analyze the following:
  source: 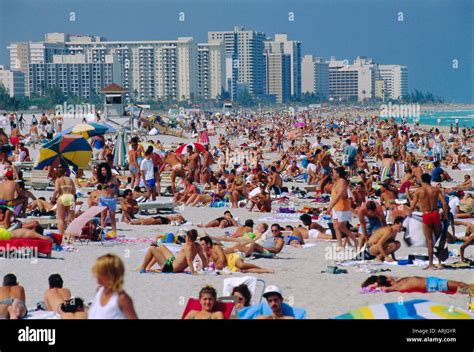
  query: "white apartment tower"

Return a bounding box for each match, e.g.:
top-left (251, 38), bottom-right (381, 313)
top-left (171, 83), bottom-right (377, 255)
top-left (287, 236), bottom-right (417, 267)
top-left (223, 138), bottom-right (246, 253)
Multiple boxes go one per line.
top-left (270, 34), bottom-right (302, 98)
top-left (208, 27), bottom-right (266, 97)
top-left (301, 55), bottom-right (329, 98)
top-left (197, 40), bottom-right (226, 99)
top-left (376, 64), bottom-right (408, 100)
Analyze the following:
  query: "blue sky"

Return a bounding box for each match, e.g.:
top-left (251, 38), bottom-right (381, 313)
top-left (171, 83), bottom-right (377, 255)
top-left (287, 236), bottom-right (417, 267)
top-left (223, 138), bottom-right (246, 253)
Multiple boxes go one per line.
top-left (0, 0), bottom-right (472, 102)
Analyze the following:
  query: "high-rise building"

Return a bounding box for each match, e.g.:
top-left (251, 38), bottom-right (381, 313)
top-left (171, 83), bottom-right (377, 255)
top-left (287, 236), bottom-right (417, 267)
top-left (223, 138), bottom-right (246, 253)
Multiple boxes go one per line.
top-left (264, 41), bottom-right (291, 104)
top-left (197, 40), bottom-right (226, 100)
top-left (208, 27), bottom-right (266, 98)
top-left (327, 56), bottom-right (374, 101)
top-left (301, 55), bottom-right (329, 98)
top-left (376, 64), bottom-right (408, 100)
top-left (270, 34), bottom-right (302, 98)
top-left (0, 65), bottom-right (25, 97)
top-left (7, 42), bottom-right (66, 96)
top-left (28, 54), bottom-right (121, 99)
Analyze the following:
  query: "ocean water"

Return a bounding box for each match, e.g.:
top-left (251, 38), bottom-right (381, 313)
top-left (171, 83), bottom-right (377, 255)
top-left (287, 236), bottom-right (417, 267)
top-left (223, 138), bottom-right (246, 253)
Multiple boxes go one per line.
top-left (394, 109), bottom-right (474, 128)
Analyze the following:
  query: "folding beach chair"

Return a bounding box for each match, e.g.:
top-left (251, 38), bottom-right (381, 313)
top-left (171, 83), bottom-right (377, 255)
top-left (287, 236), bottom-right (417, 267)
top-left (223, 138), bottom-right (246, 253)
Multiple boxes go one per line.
top-left (180, 298), bottom-right (234, 319)
top-left (222, 276), bottom-right (266, 304)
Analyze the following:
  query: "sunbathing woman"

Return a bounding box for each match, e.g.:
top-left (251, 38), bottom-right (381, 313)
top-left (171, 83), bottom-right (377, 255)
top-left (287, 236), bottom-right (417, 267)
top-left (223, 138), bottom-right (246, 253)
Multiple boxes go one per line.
top-left (27, 197), bottom-right (55, 215)
top-left (197, 210), bottom-right (238, 228)
top-left (131, 214), bottom-right (186, 226)
top-left (173, 177), bottom-right (198, 205)
top-left (361, 275), bottom-right (472, 293)
top-left (184, 286), bottom-right (224, 320)
top-left (0, 274), bottom-right (27, 319)
top-left (185, 181), bottom-right (227, 207)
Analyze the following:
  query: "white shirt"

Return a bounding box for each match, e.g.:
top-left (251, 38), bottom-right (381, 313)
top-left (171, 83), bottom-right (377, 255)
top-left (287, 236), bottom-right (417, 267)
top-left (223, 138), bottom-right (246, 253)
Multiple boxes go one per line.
top-left (448, 197), bottom-right (459, 216)
top-left (140, 158), bottom-right (154, 181)
top-left (0, 115), bottom-right (7, 129)
top-left (88, 287), bottom-right (126, 320)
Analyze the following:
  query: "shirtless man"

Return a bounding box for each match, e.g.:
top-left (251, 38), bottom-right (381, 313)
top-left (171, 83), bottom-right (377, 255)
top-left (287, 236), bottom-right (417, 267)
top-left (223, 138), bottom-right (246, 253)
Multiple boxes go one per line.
top-left (224, 223), bottom-right (284, 257)
top-left (160, 151), bottom-right (185, 194)
top-left (357, 200), bottom-right (387, 248)
top-left (131, 214), bottom-right (185, 226)
top-left (127, 141), bottom-right (140, 189)
top-left (43, 274), bottom-right (71, 313)
top-left (120, 189), bottom-right (139, 223)
top-left (361, 275), bottom-right (471, 293)
top-left (185, 145), bottom-right (201, 183)
top-left (199, 236), bottom-right (227, 270)
top-left (366, 216), bottom-right (404, 262)
top-left (409, 173), bottom-right (448, 270)
top-left (200, 144), bottom-right (214, 185)
top-left (173, 177), bottom-right (198, 205)
top-left (0, 171), bottom-right (20, 208)
top-left (267, 166), bottom-right (284, 195)
top-left (379, 183), bottom-right (397, 208)
top-left (136, 229), bottom-right (207, 274)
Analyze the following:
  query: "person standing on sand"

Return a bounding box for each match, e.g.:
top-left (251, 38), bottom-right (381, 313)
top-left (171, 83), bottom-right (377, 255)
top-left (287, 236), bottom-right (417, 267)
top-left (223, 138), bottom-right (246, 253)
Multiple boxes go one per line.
top-left (409, 173), bottom-right (448, 270)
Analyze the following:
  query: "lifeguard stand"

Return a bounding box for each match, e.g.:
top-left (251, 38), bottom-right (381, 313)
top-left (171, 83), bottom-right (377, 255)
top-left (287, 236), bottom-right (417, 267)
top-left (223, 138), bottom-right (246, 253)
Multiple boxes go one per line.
top-left (100, 83), bottom-right (127, 120)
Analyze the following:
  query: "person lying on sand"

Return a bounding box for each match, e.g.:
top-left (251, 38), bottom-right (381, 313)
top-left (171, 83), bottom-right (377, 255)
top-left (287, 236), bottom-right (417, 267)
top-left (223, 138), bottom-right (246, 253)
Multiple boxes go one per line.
top-left (361, 275), bottom-right (472, 293)
top-left (197, 211), bottom-right (238, 228)
top-left (0, 274), bottom-right (27, 319)
top-left (224, 223), bottom-right (284, 257)
top-left (131, 214), bottom-right (185, 226)
top-left (43, 274), bottom-right (71, 313)
top-left (136, 229), bottom-right (207, 274)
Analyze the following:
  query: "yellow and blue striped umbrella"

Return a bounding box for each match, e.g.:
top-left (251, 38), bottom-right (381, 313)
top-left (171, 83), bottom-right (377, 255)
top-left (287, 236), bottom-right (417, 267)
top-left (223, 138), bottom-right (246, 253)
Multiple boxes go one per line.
top-left (35, 134), bottom-right (92, 170)
top-left (62, 123), bottom-right (109, 139)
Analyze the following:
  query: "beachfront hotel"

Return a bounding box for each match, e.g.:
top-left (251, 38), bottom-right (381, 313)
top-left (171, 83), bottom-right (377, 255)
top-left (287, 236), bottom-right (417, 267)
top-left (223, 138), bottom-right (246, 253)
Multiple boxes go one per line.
top-left (7, 33), bottom-right (226, 101)
top-left (0, 65), bottom-right (25, 98)
top-left (375, 64), bottom-right (409, 101)
top-left (28, 54), bottom-right (121, 99)
top-left (197, 41), bottom-right (226, 100)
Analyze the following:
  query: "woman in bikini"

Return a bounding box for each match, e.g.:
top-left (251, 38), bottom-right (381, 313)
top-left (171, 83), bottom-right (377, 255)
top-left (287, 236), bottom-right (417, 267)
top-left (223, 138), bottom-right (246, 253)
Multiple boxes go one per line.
top-left (97, 163), bottom-right (119, 236)
top-left (184, 286), bottom-right (224, 320)
top-left (52, 165), bottom-right (76, 240)
top-left (197, 211), bottom-right (238, 228)
top-left (0, 274), bottom-right (27, 319)
top-left (185, 180), bottom-right (227, 207)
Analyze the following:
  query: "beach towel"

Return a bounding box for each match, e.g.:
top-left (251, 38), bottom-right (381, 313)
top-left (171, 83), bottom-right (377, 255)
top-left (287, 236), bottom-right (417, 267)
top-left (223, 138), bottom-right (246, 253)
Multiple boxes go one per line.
top-left (237, 302), bottom-right (306, 319)
top-left (24, 310), bottom-right (60, 319)
top-left (403, 213), bottom-right (427, 247)
top-left (393, 162), bottom-right (405, 180)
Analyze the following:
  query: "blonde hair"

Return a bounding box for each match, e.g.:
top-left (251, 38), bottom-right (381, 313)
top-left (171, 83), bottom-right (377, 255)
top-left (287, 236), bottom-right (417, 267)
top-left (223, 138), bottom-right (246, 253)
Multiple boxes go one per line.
top-left (92, 254), bottom-right (125, 292)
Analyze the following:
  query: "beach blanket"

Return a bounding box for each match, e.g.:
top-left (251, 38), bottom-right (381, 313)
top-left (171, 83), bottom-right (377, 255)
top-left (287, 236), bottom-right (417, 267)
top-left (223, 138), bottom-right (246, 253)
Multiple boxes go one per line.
top-left (238, 302), bottom-right (306, 319)
top-left (257, 213), bottom-right (302, 223)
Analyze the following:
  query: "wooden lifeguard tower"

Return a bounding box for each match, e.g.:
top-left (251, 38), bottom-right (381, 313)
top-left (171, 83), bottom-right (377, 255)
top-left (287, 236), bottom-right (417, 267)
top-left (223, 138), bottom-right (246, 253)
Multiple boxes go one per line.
top-left (100, 83), bottom-right (127, 120)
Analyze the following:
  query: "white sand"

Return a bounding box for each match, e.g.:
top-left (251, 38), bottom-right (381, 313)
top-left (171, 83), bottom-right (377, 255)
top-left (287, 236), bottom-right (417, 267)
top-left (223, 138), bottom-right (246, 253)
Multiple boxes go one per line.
top-left (1, 113), bottom-right (473, 318)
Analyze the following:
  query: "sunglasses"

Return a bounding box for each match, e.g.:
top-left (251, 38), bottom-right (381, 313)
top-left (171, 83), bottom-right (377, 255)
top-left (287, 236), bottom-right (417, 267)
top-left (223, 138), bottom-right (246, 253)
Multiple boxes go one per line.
top-left (271, 229), bottom-right (280, 233)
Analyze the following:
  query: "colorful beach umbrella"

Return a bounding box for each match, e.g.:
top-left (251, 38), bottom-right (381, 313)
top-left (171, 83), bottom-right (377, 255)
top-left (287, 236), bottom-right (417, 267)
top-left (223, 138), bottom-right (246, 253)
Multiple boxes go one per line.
top-left (35, 134), bottom-right (92, 170)
top-left (334, 299), bottom-right (474, 320)
top-left (62, 122), bottom-right (109, 139)
top-left (113, 130), bottom-right (127, 168)
top-left (175, 142), bottom-right (205, 155)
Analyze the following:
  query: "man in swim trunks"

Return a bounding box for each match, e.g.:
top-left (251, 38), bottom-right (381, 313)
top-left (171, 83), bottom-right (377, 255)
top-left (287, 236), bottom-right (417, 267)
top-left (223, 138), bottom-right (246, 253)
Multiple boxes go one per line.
top-left (199, 236), bottom-right (227, 270)
top-left (357, 200), bottom-right (386, 248)
top-left (361, 275), bottom-right (471, 293)
top-left (366, 217), bottom-right (404, 262)
top-left (200, 144), bottom-right (214, 185)
top-left (160, 151), bottom-right (186, 194)
top-left (409, 173), bottom-right (448, 270)
top-left (128, 140), bottom-right (140, 189)
top-left (136, 229), bottom-right (207, 274)
top-left (0, 171), bottom-right (20, 208)
top-left (131, 214), bottom-right (185, 226)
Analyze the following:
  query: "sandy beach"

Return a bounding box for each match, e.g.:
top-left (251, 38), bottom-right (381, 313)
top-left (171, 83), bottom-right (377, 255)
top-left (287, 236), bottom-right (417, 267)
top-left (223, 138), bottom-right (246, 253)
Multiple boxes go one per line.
top-left (0, 110), bottom-right (472, 319)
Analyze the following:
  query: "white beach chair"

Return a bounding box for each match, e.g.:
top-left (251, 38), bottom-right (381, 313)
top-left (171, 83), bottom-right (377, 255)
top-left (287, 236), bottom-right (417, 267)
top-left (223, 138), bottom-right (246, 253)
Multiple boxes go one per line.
top-left (221, 276), bottom-right (266, 305)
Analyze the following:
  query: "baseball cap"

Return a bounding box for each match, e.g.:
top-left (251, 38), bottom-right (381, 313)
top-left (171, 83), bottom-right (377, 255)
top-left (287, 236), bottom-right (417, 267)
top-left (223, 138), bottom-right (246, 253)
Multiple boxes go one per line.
top-left (263, 285), bottom-right (283, 299)
top-left (244, 219), bottom-right (254, 227)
